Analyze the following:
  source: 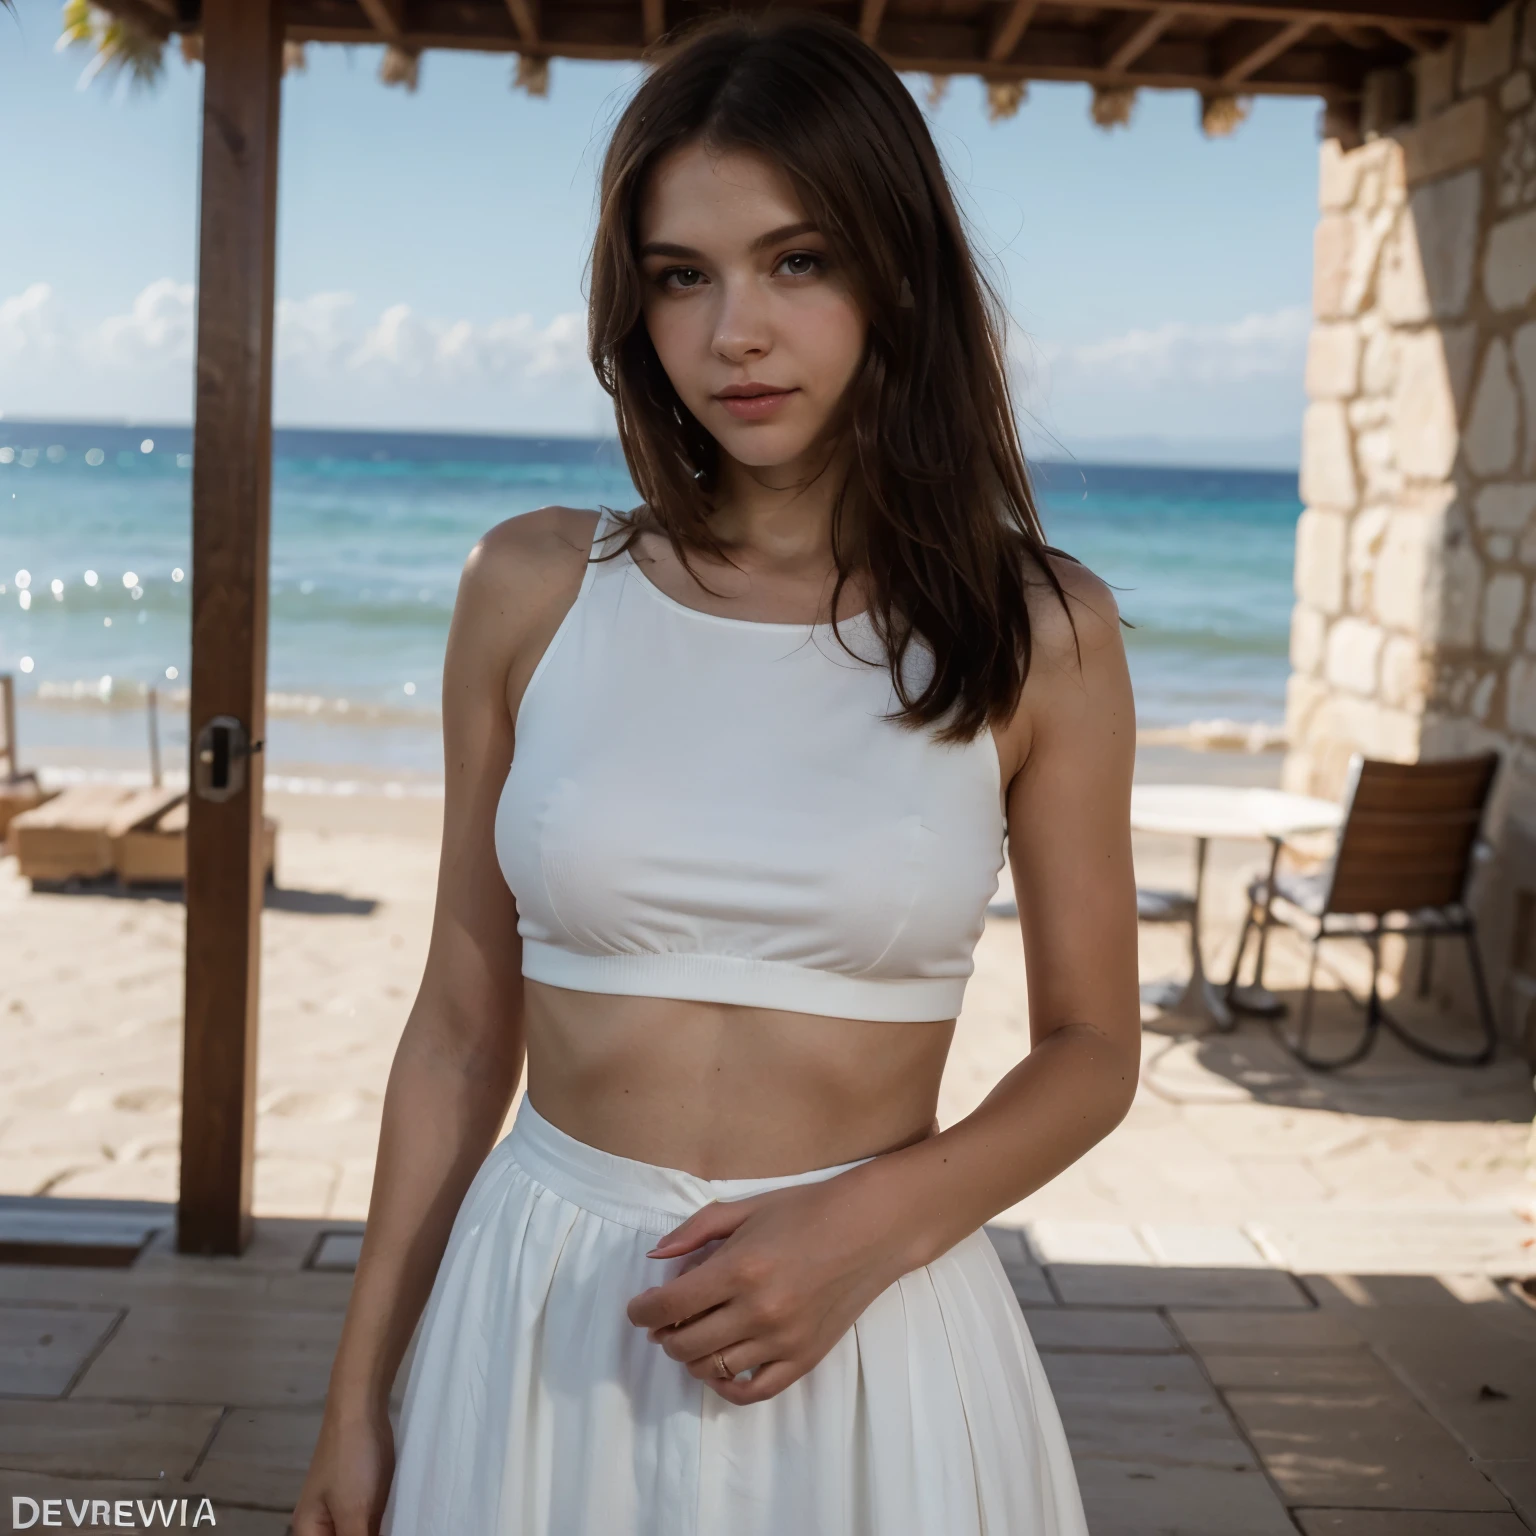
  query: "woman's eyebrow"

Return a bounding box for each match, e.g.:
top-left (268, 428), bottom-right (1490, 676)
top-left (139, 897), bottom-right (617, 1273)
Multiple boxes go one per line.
top-left (638, 221), bottom-right (821, 259)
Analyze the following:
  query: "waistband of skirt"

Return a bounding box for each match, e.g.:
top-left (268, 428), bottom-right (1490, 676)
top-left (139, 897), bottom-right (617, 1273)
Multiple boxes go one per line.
top-left (501, 1094), bottom-right (877, 1237)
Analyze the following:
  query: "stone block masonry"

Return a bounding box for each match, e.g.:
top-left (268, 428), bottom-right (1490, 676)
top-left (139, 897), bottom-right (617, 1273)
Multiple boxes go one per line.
top-left (1285, 0), bottom-right (1536, 1055)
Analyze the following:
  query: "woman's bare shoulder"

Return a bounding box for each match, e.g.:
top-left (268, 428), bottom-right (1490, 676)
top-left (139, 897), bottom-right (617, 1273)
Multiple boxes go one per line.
top-left (453, 506), bottom-right (606, 651)
top-left (1023, 548), bottom-right (1124, 668)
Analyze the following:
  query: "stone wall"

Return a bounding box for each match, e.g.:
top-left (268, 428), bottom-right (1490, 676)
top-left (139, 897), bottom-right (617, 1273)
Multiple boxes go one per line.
top-left (1283, 0), bottom-right (1536, 1052)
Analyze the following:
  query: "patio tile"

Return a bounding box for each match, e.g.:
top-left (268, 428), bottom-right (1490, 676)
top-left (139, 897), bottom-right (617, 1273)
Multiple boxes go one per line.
top-left (1139, 1223), bottom-right (1273, 1267)
top-left (1171, 1308), bottom-right (1364, 1353)
top-left (1347, 1305), bottom-right (1536, 1463)
top-left (1026, 1220), bottom-right (1151, 1265)
top-left (1022, 1307), bottom-right (1180, 1353)
top-left (1049, 1263), bottom-right (1311, 1309)
top-left (0, 1400), bottom-right (221, 1479)
top-left (1042, 1351), bottom-right (1258, 1468)
top-left (1225, 1383), bottom-right (1512, 1510)
top-left (1199, 1351), bottom-right (1399, 1391)
top-left (0, 1303), bottom-right (120, 1398)
top-left (1074, 1459), bottom-right (1296, 1536)
top-left (190, 1407), bottom-right (324, 1509)
top-left (73, 1304), bottom-right (342, 1409)
top-left (1295, 1514), bottom-right (1528, 1535)
top-left (1479, 1460), bottom-right (1536, 1527)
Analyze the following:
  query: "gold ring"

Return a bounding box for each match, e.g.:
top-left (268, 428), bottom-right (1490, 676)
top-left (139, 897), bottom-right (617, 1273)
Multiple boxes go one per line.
top-left (713, 1351), bottom-right (731, 1380)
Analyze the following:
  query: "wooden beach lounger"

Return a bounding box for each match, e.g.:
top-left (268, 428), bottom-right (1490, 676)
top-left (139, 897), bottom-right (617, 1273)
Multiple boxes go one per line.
top-left (8, 784), bottom-right (278, 888)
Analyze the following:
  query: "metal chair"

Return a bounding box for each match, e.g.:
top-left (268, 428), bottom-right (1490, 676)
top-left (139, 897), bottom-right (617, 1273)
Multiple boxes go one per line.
top-left (1225, 751), bottom-right (1501, 1071)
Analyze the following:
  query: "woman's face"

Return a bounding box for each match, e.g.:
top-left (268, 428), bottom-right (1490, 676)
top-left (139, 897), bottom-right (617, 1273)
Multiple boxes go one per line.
top-left (636, 141), bottom-right (868, 474)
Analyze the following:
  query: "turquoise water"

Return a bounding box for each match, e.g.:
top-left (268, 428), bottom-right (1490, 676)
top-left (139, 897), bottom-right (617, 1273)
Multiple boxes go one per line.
top-left (0, 422), bottom-right (1301, 780)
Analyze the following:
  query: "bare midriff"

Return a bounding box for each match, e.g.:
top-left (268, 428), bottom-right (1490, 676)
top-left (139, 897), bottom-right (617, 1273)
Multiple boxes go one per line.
top-left (521, 978), bottom-right (955, 1179)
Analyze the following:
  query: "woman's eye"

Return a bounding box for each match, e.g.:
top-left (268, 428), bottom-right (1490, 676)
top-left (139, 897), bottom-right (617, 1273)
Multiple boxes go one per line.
top-left (779, 252), bottom-right (824, 278)
top-left (661, 267), bottom-right (705, 291)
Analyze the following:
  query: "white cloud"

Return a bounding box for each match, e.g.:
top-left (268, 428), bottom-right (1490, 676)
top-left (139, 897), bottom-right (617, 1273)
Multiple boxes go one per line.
top-left (94, 279), bottom-right (196, 369)
top-left (1024, 306), bottom-right (1309, 389)
top-left (0, 280), bottom-right (600, 429)
top-left (0, 283), bottom-right (66, 364)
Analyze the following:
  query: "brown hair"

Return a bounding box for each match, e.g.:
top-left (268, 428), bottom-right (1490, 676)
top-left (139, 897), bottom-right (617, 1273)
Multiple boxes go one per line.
top-left (586, 9), bottom-right (1080, 744)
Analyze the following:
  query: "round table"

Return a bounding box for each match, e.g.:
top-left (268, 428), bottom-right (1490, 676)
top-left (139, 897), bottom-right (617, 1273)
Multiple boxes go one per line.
top-left (1131, 784), bottom-right (1343, 1029)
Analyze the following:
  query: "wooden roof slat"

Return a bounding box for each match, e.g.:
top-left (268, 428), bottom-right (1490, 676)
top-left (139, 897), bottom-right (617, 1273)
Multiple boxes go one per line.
top-left (1099, 7), bottom-right (1180, 69)
top-left (355, 0), bottom-right (406, 43)
top-left (987, 0), bottom-right (1040, 59)
top-left (505, 0), bottom-right (541, 45)
top-left (1217, 15), bottom-right (1314, 81)
top-left (860, 0), bottom-right (893, 45)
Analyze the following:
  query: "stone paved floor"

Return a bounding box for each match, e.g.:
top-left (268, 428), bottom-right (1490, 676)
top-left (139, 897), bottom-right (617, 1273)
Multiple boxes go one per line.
top-left (0, 1204), bottom-right (1533, 1533)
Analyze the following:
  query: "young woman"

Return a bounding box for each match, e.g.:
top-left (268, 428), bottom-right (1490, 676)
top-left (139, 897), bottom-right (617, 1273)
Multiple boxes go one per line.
top-left (293, 13), bottom-right (1140, 1535)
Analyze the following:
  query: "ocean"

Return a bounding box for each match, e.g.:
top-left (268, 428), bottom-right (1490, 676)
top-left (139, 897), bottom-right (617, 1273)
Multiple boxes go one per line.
top-left (0, 421), bottom-right (1301, 791)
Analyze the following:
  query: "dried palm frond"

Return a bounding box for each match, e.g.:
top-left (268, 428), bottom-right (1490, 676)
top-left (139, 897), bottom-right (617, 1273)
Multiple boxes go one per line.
top-left (1089, 85), bottom-right (1137, 129)
top-left (380, 43), bottom-right (420, 90)
top-left (1200, 92), bottom-right (1250, 137)
top-left (513, 53), bottom-right (550, 96)
top-left (925, 73), bottom-right (951, 108)
top-left (178, 31), bottom-right (202, 64)
top-left (283, 41), bottom-right (308, 75)
top-left (58, 2), bottom-right (166, 91)
top-left (985, 78), bottom-right (1027, 122)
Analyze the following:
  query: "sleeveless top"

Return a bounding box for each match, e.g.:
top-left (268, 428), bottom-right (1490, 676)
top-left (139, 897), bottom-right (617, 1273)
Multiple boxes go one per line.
top-left (494, 508), bottom-right (1008, 1023)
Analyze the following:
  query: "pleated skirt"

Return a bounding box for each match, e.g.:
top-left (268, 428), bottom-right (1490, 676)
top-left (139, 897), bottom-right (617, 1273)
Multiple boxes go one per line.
top-left (380, 1096), bottom-right (1087, 1535)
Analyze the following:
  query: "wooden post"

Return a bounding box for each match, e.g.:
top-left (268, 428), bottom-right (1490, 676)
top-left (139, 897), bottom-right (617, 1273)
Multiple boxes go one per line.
top-left (177, 0), bottom-right (284, 1256)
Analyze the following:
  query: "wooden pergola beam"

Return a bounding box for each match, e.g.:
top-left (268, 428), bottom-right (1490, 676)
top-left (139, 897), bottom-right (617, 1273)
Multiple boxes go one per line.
top-left (1100, 8), bottom-right (1180, 71)
top-left (178, 0), bottom-right (283, 1257)
top-left (272, 0), bottom-right (1500, 47)
top-left (1218, 15), bottom-right (1316, 81)
top-left (642, 0), bottom-right (666, 44)
top-left (987, 0), bottom-right (1039, 61)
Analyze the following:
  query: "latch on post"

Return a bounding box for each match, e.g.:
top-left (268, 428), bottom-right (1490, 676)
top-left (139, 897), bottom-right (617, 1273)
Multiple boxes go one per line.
top-left (192, 715), bottom-right (263, 802)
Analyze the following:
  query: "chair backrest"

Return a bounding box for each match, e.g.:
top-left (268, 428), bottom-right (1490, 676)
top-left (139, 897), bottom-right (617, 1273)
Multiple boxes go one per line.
top-left (1320, 751), bottom-right (1500, 916)
top-left (0, 673), bottom-right (15, 780)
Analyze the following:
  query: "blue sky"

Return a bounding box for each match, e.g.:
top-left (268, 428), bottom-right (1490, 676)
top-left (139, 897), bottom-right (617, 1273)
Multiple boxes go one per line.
top-left (0, 0), bottom-right (1324, 463)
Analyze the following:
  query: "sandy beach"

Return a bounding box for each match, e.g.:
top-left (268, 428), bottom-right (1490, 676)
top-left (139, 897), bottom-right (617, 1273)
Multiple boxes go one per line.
top-left (4, 737), bottom-right (1532, 1281)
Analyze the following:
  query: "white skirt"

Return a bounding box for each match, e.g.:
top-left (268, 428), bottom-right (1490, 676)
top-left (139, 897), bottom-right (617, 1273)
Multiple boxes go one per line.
top-left (381, 1097), bottom-right (1087, 1535)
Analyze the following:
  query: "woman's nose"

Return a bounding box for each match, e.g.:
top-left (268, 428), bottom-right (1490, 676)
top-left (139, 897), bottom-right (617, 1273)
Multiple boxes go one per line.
top-left (711, 279), bottom-right (772, 363)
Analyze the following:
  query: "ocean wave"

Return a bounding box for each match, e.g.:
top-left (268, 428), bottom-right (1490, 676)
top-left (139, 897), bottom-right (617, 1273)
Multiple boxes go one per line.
top-left (33, 763), bottom-right (446, 799)
top-left (1137, 718), bottom-right (1287, 752)
top-left (31, 679), bottom-right (440, 728)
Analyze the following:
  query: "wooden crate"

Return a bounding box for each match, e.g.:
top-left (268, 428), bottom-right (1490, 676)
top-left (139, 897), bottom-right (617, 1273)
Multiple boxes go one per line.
top-left (10, 785), bottom-right (186, 883)
top-left (115, 797), bottom-right (279, 887)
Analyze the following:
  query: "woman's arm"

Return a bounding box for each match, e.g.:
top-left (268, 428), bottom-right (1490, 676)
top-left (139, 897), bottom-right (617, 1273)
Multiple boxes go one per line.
top-left (628, 558), bottom-right (1141, 1404)
top-left (293, 510), bottom-right (586, 1532)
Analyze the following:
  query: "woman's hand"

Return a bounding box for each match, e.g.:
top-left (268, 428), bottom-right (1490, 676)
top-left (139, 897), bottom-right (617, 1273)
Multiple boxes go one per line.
top-left (291, 1405), bottom-right (396, 1536)
top-left (625, 1163), bottom-right (913, 1406)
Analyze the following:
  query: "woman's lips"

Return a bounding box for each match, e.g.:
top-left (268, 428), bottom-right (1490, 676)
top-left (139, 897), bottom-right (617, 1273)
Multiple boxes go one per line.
top-left (716, 388), bottom-right (797, 421)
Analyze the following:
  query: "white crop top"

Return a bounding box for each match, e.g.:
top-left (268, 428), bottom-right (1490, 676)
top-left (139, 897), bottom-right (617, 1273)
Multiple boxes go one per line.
top-left (494, 508), bottom-right (1008, 1023)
